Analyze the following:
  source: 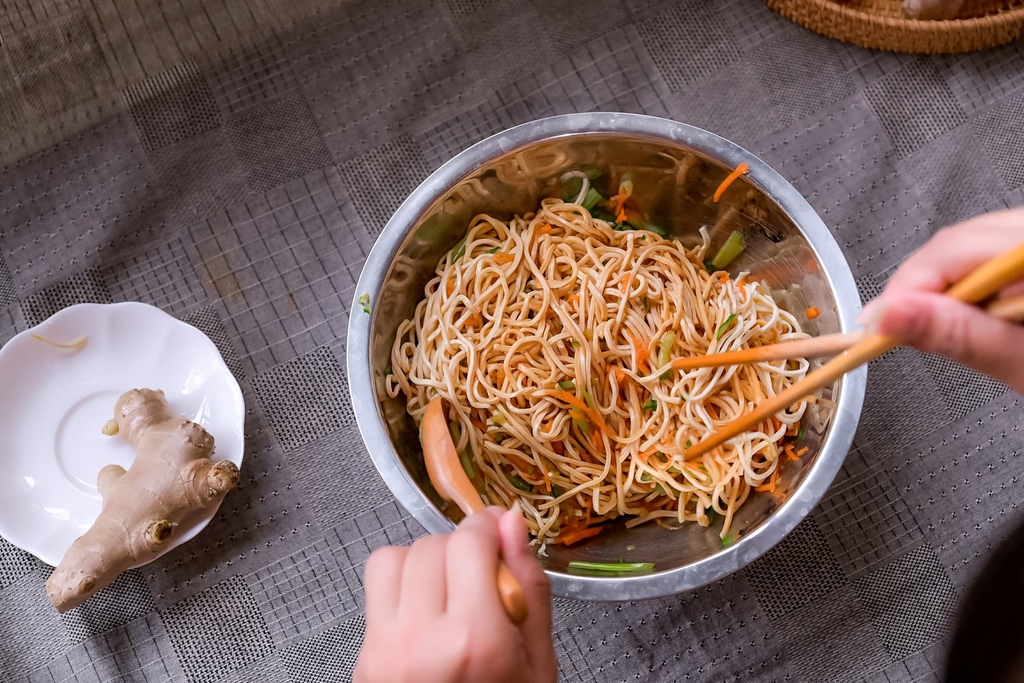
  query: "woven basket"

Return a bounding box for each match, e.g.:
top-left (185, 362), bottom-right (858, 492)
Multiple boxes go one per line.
top-left (766, 0), bottom-right (1024, 53)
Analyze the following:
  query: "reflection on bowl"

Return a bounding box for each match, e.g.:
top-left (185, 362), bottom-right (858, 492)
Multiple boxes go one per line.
top-left (347, 113), bottom-right (865, 601)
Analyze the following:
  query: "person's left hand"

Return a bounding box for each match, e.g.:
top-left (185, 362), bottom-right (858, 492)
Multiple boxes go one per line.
top-left (354, 505), bottom-right (558, 683)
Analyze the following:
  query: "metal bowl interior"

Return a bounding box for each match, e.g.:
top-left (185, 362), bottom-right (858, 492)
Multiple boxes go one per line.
top-left (348, 113), bottom-right (865, 601)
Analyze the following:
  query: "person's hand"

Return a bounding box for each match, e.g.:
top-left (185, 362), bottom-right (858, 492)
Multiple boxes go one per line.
top-left (354, 505), bottom-right (558, 683)
top-left (860, 207), bottom-right (1024, 393)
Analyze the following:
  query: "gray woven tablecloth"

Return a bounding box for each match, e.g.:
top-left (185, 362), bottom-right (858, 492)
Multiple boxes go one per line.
top-left (1, 0), bottom-right (1023, 680)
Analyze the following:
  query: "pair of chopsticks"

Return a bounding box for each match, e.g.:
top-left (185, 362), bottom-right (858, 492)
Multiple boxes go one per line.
top-left (683, 243), bottom-right (1024, 460)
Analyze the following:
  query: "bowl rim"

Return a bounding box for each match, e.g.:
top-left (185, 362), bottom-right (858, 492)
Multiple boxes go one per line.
top-left (346, 112), bottom-right (866, 601)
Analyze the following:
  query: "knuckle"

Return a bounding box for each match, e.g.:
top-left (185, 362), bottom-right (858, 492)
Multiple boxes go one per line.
top-left (931, 308), bottom-right (976, 365)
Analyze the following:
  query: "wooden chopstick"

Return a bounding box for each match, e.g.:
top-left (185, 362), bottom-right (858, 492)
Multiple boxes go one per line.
top-left (675, 292), bottom-right (1024, 373)
top-left (985, 293), bottom-right (1024, 321)
top-left (669, 331), bottom-right (867, 371)
top-left (683, 242), bottom-right (1024, 460)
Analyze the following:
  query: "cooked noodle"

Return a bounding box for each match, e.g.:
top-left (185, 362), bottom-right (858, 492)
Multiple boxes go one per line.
top-left (387, 189), bottom-right (810, 547)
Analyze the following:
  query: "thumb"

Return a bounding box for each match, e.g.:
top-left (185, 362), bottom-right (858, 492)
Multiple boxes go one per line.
top-left (869, 290), bottom-right (1024, 393)
top-left (498, 503), bottom-right (557, 679)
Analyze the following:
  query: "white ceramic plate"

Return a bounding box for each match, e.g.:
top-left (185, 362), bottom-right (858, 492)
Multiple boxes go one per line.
top-left (0, 302), bottom-right (245, 567)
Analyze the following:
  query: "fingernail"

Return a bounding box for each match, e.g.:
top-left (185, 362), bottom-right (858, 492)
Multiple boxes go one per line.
top-left (501, 501), bottom-right (526, 542)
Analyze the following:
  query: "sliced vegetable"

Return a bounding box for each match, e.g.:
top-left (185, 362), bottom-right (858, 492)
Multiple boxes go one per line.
top-left (581, 388), bottom-right (596, 410)
top-left (572, 416), bottom-right (591, 436)
top-left (494, 253), bottom-right (515, 265)
top-left (487, 246), bottom-right (501, 254)
top-left (581, 187), bottom-right (604, 211)
top-left (713, 162), bottom-right (749, 203)
top-left (561, 176), bottom-right (584, 202)
top-left (358, 292), bottom-right (371, 314)
top-left (450, 236), bottom-right (468, 262)
top-left (509, 473), bottom-right (533, 491)
top-left (492, 412), bottom-right (506, 426)
top-left (571, 339), bottom-right (581, 348)
top-left (711, 231), bottom-right (746, 270)
top-left (657, 331), bottom-right (676, 373)
top-left (557, 380), bottom-right (576, 391)
top-left (685, 439), bottom-right (693, 448)
top-left (721, 534), bottom-right (736, 548)
top-left (558, 525), bottom-right (604, 546)
top-left (459, 448), bottom-right (476, 480)
top-left (643, 398), bottom-right (657, 411)
top-left (706, 509), bottom-right (719, 524)
top-left (715, 313), bottom-right (738, 340)
top-left (796, 424), bottom-right (806, 442)
top-left (567, 561), bottom-right (655, 576)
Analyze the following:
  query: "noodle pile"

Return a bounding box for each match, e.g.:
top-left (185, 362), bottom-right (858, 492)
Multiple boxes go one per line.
top-left (387, 189), bottom-right (810, 547)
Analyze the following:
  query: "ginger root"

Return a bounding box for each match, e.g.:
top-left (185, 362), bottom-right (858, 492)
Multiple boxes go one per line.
top-left (46, 388), bottom-right (240, 612)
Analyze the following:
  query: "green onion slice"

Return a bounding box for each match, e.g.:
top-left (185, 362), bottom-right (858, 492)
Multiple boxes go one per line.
top-left (715, 314), bottom-right (738, 340)
top-left (567, 561), bottom-right (655, 577)
top-left (657, 331), bottom-right (676, 368)
top-left (451, 236), bottom-right (468, 262)
top-left (581, 187), bottom-right (604, 211)
top-left (711, 231), bottom-right (745, 270)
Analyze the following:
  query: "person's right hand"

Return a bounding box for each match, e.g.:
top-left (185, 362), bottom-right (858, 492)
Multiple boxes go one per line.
top-left (354, 505), bottom-right (557, 683)
top-left (860, 206), bottom-right (1024, 393)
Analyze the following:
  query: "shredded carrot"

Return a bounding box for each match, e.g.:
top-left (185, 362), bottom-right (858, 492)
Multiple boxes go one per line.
top-left (538, 223), bottom-right (552, 235)
top-left (509, 452), bottom-right (538, 477)
top-left (706, 403), bottom-right (719, 420)
top-left (546, 390), bottom-right (611, 437)
top-left (783, 443), bottom-right (799, 461)
top-left (494, 253), bottom-right (515, 265)
top-left (470, 416), bottom-right (487, 433)
top-left (619, 273), bottom-right (631, 293)
top-left (466, 313), bottom-right (483, 328)
top-left (796, 446), bottom-right (809, 457)
top-left (610, 190), bottom-right (628, 222)
top-left (552, 441), bottom-right (565, 456)
top-left (613, 367), bottom-right (628, 383)
top-left (568, 293), bottom-right (579, 308)
top-left (713, 162), bottom-right (749, 203)
top-left (627, 331), bottom-right (650, 370)
top-left (446, 278), bottom-right (455, 296)
top-left (755, 467), bottom-right (780, 493)
top-left (736, 274), bottom-right (747, 287)
top-left (806, 306), bottom-right (820, 319)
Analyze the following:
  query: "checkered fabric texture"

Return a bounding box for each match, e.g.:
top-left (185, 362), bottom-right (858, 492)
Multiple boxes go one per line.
top-left (0, 0), bottom-right (1022, 680)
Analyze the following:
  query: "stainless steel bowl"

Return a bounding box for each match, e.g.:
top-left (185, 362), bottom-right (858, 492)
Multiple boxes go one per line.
top-left (347, 113), bottom-right (865, 601)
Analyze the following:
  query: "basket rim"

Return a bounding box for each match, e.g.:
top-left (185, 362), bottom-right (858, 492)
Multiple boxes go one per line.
top-left (767, 0), bottom-right (1024, 52)
top-left (772, 0), bottom-right (1024, 31)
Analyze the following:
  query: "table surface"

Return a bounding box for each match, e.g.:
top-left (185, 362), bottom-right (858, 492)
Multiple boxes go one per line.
top-left (1, 1), bottom-right (1022, 681)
